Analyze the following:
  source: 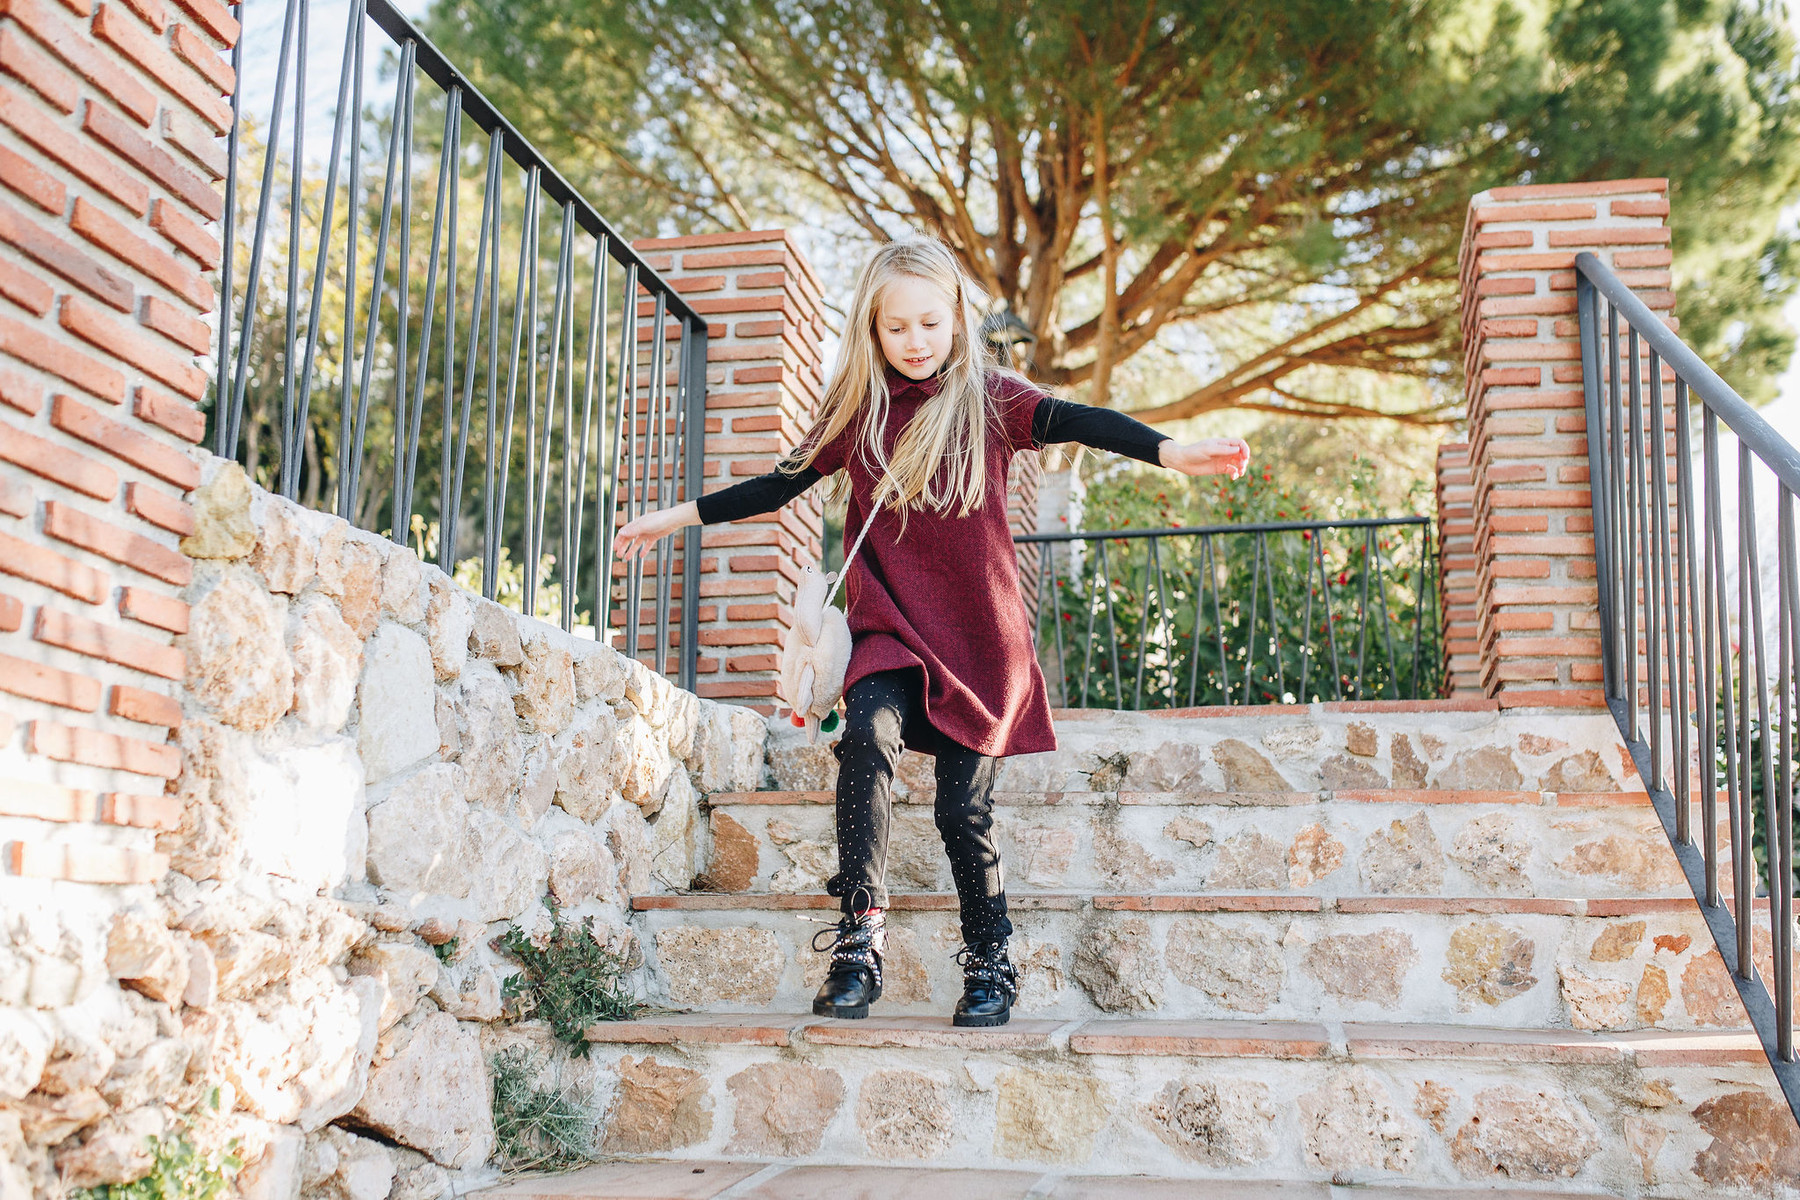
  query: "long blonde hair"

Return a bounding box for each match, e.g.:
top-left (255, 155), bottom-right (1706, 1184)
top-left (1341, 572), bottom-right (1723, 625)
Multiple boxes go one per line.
top-left (785, 239), bottom-right (995, 519)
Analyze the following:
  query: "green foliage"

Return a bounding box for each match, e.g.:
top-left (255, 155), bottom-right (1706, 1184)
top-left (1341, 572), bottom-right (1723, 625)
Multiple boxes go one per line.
top-left (1038, 458), bottom-right (1440, 707)
top-left (422, 0), bottom-right (1800, 421)
top-left (69, 1129), bottom-right (241, 1200)
top-left (431, 936), bottom-right (460, 964)
top-left (494, 908), bottom-right (640, 1056)
top-left (489, 1045), bottom-right (600, 1172)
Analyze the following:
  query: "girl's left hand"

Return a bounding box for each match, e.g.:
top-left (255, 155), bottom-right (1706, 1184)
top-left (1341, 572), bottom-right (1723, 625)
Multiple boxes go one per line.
top-left (1160, 437), bottom-right (1251, 479)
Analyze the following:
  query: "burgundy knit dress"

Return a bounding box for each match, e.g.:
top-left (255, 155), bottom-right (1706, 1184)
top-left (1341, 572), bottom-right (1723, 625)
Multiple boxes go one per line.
top-left (805, 367), bottom-right (1057, 759)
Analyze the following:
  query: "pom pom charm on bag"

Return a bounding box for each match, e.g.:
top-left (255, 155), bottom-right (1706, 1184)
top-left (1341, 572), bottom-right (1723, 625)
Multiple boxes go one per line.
top-left (780, 564), bottom-right (852, 744)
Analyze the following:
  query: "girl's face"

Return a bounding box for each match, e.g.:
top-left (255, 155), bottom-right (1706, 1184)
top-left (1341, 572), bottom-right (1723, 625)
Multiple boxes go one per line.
top-left (876, 275), bottom-right (955, 379)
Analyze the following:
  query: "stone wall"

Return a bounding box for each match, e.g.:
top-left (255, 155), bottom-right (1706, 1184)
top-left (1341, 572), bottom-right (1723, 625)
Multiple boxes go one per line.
top-left (0, 460), bottom-right (767, 1198)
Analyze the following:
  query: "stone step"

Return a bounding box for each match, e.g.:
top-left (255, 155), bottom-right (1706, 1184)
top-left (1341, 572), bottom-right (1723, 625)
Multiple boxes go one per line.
top-left (473, 1158), bottom-right (1623, 1200)
top-left (697, 787), bottom-right (1704, 901)
top-left (628, 891), bottom-right (1764, 1032)
top-left (469, 1014), bottom-right (1786, 1197)
top-left (582, 1012), bottom-right (1767, 1070)
top-left (763, 707), bottom-right (1639, 799)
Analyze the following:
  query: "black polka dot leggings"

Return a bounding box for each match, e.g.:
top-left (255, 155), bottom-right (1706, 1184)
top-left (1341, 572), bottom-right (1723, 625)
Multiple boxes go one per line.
top-left (826, 668), bottom-right (1012, 945)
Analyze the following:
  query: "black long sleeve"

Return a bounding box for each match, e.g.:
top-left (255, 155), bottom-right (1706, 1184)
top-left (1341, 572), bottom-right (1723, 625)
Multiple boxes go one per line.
top-left (694, 464), bottom-right (824, 525)
top-left (695, 396), bottom-right (1168, 525)
top-left (1032, 395), bottom-right (1170, 464)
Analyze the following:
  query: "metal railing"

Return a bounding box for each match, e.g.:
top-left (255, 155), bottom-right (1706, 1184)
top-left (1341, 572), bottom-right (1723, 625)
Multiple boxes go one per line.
top-left (1577, 252), bottom-right (1798, 1108)
top-left (1016, 517), bottom-right (1440, 709)
top-left (213, 0), bottom-right (705, 686)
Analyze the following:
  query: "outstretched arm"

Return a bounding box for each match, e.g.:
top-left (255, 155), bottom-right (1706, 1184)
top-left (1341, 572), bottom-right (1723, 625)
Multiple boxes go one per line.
top-left (1033, 397), bottom-right (1249, 479)
top-left (612, 464), bottom-right (825, 562)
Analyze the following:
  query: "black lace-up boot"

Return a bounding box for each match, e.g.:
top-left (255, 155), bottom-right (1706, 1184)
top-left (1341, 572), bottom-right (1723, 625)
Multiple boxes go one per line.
top-left (811, 907), bottom-right (885, 1019)
top-left (953, 937), bottom-right (1018, 1027)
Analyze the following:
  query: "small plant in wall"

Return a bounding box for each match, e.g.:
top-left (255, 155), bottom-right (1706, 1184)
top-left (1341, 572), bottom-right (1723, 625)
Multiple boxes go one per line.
top-left (493, 904), bottom-right (641, 1056)
top-left (489, 1044), bottom-right (601, 1173)
top-left (69, 1099), bottom-right (241, 1200)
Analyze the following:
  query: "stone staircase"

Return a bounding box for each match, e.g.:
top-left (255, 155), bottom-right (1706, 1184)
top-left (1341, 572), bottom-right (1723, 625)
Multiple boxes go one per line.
top-left (494, 704), bottom-right (1799, 1198)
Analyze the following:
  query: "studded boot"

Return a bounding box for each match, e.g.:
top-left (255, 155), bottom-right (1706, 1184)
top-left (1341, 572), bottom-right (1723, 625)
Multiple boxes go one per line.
top-left (811, 907), bottom-right (885, 1019)
top-left (953, 937), bottom-right (1018, 1027)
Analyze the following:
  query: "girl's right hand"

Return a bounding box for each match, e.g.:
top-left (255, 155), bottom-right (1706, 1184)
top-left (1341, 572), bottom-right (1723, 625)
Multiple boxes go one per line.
top-left (613, 502), bottom-right (698, 562)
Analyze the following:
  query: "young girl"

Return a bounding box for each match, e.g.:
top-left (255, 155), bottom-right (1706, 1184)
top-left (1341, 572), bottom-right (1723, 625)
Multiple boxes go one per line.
top-left (614, 238), bottom-right (1249, 1027)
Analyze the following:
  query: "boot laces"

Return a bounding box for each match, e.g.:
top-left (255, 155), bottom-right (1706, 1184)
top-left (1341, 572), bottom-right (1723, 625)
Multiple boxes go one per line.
top-left (813, 909), bottom-right (884, 986)
top-left (955, 939), bottom-right (1018, 998)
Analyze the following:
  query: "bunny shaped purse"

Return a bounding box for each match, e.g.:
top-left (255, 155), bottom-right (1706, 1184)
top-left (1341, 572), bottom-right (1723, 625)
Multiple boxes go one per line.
top-left (779, 507), bottom-right (879, 743)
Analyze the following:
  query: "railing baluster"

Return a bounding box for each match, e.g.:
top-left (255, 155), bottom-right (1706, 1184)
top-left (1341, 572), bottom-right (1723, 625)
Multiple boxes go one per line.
top-left (445, 128), bottom-right (501, 572)
top-left (1779, 485), bottom-right (1797, 1060)
top-left (1705, 406), bottom-right (1727, 908)
top-left (651, 295), bottom-right (674, 671)
top-left (571, 236), bottom-right (608, 626)
top-left (1646, 350), bottom-right (1667, 791)
top-left (1739, 441), bottom-right (1760, 979)
top-left (1672, 378), bottom-right (1697, 845)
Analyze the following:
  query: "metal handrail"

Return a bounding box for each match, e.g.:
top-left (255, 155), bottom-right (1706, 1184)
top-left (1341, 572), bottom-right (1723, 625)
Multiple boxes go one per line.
top-left (1576, 251), bottom-right (1799, 1112)
top-left (213, 0), bottom-right (705, 687)
top-left (1015, 516), bottom-right (1439, 709)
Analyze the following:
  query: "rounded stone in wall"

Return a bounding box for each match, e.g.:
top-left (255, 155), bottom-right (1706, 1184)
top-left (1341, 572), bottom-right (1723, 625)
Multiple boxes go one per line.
top-left (186, 570), bottom-right (294, 732)
top-left (856, 1069), bottom-right (955, 1159)
top-left (653, 926), bottom-right (784, 1007)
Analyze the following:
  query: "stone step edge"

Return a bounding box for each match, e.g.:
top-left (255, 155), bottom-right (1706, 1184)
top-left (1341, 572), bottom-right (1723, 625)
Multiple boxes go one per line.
top-left (633, 891), bottom-right (1719, 917)
top-left (473, 1157), bottom-right (1622, 1200)
top-left (581, 1012), bottom-right (1767, 1069)
top-left (706, 788), bottom-right (1657, 808)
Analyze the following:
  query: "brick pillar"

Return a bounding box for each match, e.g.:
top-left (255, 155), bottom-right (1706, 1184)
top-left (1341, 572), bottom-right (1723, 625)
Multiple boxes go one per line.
top-left (0, 0), bottom-right (236, 885)
top-left (637, 230), bottom-right (826, 710)
top-left (1435, 440), bottom-right (1478, 695)
top-left (1457, 178), bottom-right (1673, 707)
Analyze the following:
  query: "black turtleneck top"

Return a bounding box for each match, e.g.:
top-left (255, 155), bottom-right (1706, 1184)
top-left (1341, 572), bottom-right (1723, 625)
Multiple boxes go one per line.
top-left (694, 390), bottom-right (1169, 526)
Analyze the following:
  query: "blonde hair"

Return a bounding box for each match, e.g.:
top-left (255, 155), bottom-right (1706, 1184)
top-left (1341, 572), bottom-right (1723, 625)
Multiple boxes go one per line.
top-left (785, 238), bottom-right (996, 520)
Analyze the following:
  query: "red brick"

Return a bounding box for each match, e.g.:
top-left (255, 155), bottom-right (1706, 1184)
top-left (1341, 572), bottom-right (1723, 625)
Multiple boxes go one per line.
top-left (115, 0), bottom-right (164, 31)
top-left (109, 681), bottom-right (178, 726)
top-left (0, 591), bottom-right (19, 630)
top-left (7, 838), bottom-right (172, 879)
top-left (0, 319), bottom-right (123, 410)
top-left (43, 499), bottom-right (189, 584)
top-left (1481, 367), bottom-right (1539, 387)
top-left (725, 653), bottom-right (778, 672)
top-left (148, 196), bottom-right (218, 268)
top-left (0, 255), bottom-right (51, 314)
top-left (138, 294), bottom-right (209, 354)
top-left (0, 778), bottom-right (97, 821)
top-left (1472, 230), bottom-right (1533, 250)
top-left (0, 418), bottom-right (117, 497)
top-left (157, 106), bottom-right (225, 179)
top-left (669, 273), bottom-right (725, 293)
top-left (1486, 179), bottom-right (1666, 202)
top-left (71, 198), bottom-right (214, 313)
top-left (166, 0), bottom-right (236, 45)
top-left (0, 83), bottom-right (148, 213)
top-left (0, 0), bottom-right (158, 124)
top-left (122, 480), bottom-right (191, 535)
top-left (0, 197), bottom-right (133, 310)
top-left (34, 605), bottom-right (183, 678)
top-left (90, 2), bottom-right (230, 131)
top-left (1610, 198), bottom-right (1669, 218)
top-left (1546, 227), bottom-right (1671, 247)
top-left (0, 141), bottom-right (63, 213)
top-left (0, 649), bottom-right (100, 709)
top-left (733, 319), bottom-right (785, 338)
top-left (1612, 248), bottom-right (1673, 269)
top-left (132, 384), bottom-right (203, 443)
top-left (61, 296), bottom-right (208, 398)
top-left (1472, 202), bottom-right (1596, 224)
top-left (52, 393), bottom-right (199, 487)
top-left (0, 528), bottom-right (105, 600)
top-left (0, 24), bottom-right (77, 111)
top-left (118, 584), bottom-right (183, 632)
top-left (732, 365), bottom-right (788, 386)
top-left (80, 99), bottom-right (223, 220)
top-left (725, 603), bottom-right (779, 620)
top-left (100, 789), bottom-right (180, 829)
top-left (0, 469), bottom-right (26, 516)
top-left (697, 626), bottom-right (779, 646)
